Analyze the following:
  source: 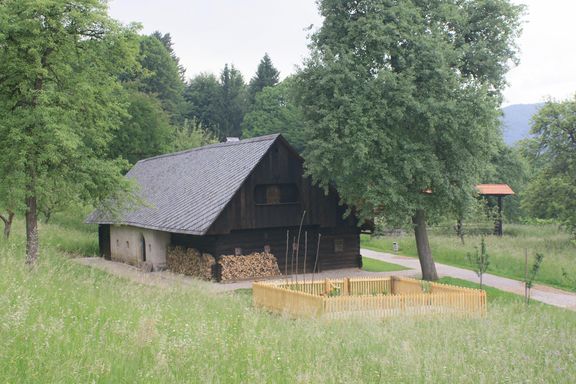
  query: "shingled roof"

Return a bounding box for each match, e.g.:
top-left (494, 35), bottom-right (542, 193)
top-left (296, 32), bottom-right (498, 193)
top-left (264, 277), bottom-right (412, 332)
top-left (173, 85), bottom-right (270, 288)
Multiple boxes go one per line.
top-left (86, 134), bottom-right (281, 235)
top-left (475, 184), bottom-right (515, 196)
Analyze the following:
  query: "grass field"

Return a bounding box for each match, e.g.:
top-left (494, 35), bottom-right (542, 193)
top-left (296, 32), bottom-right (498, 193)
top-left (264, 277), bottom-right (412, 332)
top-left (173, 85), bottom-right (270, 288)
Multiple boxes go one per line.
top-left (361, 257), bottom-right (407, 272)
top-left (1, 214), bottom-right (575, 382)
top-left (362, 224), bottom-right (576, 292)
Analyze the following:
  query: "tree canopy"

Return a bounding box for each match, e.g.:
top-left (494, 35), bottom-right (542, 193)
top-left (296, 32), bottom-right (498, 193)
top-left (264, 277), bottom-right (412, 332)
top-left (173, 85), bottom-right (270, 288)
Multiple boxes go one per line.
top-left (0, 0), bottom-right (140, 263)
top-left (522, 96), bottom-right (576, 235)
top-left (248, 53), bottom-right (280, 103)
top-left (242, 78), bottom-right (307, 151)
top-left (296, 0), bottom-right (524, 279)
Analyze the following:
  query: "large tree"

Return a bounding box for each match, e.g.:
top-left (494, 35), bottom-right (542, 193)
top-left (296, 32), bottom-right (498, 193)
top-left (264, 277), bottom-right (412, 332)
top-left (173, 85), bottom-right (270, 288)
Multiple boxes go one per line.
top-left (522, 96), bottom-right (576, 236)
top-left (184, 72), bottom-right (222, 133)
top-left (136, 33), bottom-right (186, 121)
top-left (242, 78), bottom-right (308, 151)
top-left (0, 0), bottom-right (139, 264)
top-left (296, 0), bottom-right (523, 280)
top-left (218, 64), bottom-right (247, 138)
top-left (248, 53), bottom-right (280, 103)
top-left (108, 91), bottom-right (174, 164)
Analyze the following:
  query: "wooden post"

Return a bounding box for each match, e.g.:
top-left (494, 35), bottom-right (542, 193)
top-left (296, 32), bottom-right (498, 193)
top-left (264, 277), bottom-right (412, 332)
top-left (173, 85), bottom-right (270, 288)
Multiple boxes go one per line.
top-left (524, 248), bottom-right (528, 304)
top-left (496, 196), bottom-right (503, 236)
top-left (324, 279), bottom-right (330, 295)
top-left (343, 278), bottom-right (350, 296)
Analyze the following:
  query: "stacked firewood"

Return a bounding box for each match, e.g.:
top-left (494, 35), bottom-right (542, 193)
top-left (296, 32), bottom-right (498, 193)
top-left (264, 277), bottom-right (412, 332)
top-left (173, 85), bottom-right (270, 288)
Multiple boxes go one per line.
top-left (218, 252), bottom-right (281, 282)
top-left (166, 246), bottom-right (215, 280)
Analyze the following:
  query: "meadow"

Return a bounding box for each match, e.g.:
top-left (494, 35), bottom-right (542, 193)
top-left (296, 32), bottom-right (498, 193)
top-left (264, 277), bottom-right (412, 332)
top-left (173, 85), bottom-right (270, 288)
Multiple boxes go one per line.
top-left (362, 223), bottom-right (576, 292)
top-left (1, 213), bottom-right (575, 383)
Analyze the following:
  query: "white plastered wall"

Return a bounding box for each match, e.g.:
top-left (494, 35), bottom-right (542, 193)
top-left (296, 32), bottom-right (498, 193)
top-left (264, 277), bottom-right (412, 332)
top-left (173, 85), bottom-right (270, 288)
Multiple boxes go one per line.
top-left (109, 225), bottom-right (169, 270)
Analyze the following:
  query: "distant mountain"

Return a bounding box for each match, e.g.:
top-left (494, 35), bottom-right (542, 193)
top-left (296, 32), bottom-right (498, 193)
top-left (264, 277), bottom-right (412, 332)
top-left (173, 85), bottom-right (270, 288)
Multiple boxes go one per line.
top-left (500, 103), bottom-right (544, 146)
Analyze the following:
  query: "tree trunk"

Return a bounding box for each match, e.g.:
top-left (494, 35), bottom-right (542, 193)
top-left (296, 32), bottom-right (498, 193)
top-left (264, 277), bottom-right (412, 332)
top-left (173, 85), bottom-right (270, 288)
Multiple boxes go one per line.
top-left (0, 210), bottom-right (15, 239)
top-left (25, 195), bottom-right (39, 265)
top-left (412, 209), bottom-right (438, 281)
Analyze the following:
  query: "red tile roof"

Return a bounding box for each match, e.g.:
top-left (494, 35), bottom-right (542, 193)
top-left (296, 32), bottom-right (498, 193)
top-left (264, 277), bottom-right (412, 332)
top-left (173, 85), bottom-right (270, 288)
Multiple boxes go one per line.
top-left (475, 184), bottom-right (515, 196)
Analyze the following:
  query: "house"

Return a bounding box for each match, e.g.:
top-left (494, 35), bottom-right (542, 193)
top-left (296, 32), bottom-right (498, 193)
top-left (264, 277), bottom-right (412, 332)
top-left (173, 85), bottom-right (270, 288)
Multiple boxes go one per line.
top-left (86, 134), bottom-right (362, 277)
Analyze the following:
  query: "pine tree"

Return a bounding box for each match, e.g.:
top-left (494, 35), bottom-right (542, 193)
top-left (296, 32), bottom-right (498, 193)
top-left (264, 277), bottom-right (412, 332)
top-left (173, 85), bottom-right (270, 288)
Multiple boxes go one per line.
top-left (218, 64), bottom-right (247, 138)
top-left (248, 53), bottom-right (280, 103)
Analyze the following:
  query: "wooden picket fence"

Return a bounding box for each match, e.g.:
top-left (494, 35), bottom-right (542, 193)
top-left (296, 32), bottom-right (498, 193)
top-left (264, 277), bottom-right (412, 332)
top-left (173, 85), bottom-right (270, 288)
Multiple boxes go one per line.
top-left (252, 276), bottom-right (486, 319)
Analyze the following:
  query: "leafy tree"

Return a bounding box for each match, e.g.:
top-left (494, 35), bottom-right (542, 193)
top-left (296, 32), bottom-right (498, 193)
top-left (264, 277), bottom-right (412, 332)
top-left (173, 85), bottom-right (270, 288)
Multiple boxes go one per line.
top-left (296, 0), bottom-right (523, 280)
top-left (172, 119), bottom-right (218, 152)
top-left (248, 53), bottom-right (280, 103)
top-left (242, 78), bottom-right (307, 151)
top-left (151, 31), bottom-right (186, 81)
top-left (136, 34), bottom-right (186, 121)
top-left (218, 64), bottom-right (247, 138)
top-left (108, 91), bottom-right (174, 164)
top-left (184, 73), bottom-right (222, 132)
top-left (524, 252), bottom-right (544, 304)
top-left (0, 0), bottom-right (140, 264)
top-left (522, 96), bottom-right (576, 236)
top-left (467, 237), bottom-right (490, 289)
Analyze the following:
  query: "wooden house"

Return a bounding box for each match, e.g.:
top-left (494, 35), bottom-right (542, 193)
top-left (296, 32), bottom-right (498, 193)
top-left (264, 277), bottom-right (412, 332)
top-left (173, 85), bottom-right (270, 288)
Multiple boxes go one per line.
top-left (86, 134), bottom-right (361, 276)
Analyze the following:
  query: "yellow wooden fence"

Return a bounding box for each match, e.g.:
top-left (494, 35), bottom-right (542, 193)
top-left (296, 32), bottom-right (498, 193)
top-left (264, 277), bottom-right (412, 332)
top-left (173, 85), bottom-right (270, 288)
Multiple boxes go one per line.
top-left (252, 276), bottom-right (486, 319)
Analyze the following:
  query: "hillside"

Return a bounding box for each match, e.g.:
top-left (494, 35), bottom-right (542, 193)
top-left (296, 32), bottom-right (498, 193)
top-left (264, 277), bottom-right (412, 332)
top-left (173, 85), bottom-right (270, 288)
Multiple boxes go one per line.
top-left (501, 103), bottom-right (544, 146)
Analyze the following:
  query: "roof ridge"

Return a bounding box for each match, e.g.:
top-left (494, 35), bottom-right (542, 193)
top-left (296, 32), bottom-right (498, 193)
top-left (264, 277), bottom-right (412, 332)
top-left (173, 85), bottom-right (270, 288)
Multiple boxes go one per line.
top-left (137, 133), bottom-right (281, 164)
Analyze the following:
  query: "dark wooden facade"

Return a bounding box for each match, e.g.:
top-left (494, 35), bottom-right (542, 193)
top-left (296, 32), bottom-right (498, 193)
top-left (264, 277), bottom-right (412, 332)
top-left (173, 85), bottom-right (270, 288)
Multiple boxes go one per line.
top-left (174, 138), bottom-right (361, 272)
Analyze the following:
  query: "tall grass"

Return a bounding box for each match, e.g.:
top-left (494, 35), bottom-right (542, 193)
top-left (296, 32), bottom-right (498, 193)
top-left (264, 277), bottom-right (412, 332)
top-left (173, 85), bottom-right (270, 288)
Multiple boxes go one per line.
top-left (363, 224), bottom-right (576, 291)
top-left (0, 216), bottom-right (575, 382)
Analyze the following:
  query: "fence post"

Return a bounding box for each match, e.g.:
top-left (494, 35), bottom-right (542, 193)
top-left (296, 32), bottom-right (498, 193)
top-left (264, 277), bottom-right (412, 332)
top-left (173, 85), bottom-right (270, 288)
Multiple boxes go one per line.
top-left (343, 278), bottom-right (350, 296)
top-left (324, 279), bottom-right (330, 295)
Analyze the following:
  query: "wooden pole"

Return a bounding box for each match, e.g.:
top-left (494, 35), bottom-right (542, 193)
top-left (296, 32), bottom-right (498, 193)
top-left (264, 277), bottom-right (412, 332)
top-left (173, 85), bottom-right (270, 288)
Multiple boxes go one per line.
top-left (524, 248), bottom-right (528, 304)
top-left (303, 231), bottom-right (308, 286)
top-left (284, 230), bottom-right (289, 284)
top-left (497, 196), bottom-right (503, 236)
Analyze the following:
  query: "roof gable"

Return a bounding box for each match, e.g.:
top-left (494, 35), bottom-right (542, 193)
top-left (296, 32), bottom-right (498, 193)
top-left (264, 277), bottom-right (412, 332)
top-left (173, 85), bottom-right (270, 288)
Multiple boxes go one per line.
top-left (87, 134), bottom-right (281, 235)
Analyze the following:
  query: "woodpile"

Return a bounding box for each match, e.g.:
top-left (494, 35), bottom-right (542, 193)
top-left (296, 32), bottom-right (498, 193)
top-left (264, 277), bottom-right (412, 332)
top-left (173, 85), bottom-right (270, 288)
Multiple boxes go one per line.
top-left (166, 246), bottom-right (215, 281)
top-left (218, 252), bottom-right (281, 282)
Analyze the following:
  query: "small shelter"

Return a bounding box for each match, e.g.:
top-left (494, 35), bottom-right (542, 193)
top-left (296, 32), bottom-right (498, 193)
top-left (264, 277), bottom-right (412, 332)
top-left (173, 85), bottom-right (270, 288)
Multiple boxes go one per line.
top-left (86, 134), bottom-right (361, 277)
top-left (475, 184), bottom-right (515, 236)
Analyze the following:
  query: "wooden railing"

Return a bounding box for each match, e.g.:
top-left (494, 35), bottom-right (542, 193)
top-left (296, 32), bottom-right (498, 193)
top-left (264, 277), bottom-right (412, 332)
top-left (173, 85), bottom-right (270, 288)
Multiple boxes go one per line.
top-left (253, 276), bottom-right (486, 319)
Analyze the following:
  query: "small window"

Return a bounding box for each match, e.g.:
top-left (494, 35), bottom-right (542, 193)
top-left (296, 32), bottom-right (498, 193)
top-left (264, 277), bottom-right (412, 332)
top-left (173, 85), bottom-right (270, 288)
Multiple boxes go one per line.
top-left (149, 244), bottom-right (152, 252)
top-left (334, 239), bottom-right (344, 253)
top-left (116, 239), bottom-right (119, 247)
top-left (126, 241), bottom-right (130, 249)
top-left (255, 184), bottom-right (299, 205)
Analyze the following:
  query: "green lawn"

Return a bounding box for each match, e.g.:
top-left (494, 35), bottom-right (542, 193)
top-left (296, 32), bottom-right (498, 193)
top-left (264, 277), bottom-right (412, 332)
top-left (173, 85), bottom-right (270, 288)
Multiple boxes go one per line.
top-left (1, 214), bottom-right (575, 382)
top-left (361, 256), bottom-right (407, 272)
top-left (362, 224), bottom-right (576, 292)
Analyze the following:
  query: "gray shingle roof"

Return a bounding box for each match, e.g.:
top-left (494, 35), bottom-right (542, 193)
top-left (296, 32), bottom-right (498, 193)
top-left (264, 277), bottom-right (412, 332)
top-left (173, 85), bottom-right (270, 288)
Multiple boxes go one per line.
top-left (86, 134), bottom-right (280, 235)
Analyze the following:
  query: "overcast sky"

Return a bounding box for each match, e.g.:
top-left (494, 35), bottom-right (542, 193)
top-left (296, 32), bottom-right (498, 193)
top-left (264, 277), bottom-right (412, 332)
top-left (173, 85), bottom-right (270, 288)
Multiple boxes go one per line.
top-left (109, 0), bottom-right (576, 107)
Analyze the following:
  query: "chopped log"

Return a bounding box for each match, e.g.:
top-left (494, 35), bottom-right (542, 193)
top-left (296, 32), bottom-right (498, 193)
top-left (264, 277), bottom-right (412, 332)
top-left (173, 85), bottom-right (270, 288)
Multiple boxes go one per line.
top-left (218, 252), bottom-right (281, 282)
top-left (167, 246), bottom-right (215, 280)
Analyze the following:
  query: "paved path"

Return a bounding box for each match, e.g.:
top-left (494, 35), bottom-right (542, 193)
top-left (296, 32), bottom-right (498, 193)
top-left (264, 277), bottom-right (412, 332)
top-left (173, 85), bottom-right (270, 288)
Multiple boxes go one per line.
top-left (73, 257), bottom-right (418, 293)
top-left (362, 248), bottom-right (576, 311)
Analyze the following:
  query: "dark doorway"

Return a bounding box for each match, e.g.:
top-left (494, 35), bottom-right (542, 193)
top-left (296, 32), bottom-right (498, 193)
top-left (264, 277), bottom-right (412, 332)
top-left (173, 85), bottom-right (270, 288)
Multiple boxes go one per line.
top-left (140, 234), bottom-right (147, 262)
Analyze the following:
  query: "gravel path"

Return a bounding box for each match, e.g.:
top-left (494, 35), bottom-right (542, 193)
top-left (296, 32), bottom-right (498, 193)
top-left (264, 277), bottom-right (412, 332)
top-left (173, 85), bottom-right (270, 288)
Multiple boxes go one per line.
top-left (73, 256), bottom-right (418, 293)
top-left (362, 248), bottom-right (576, 311)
